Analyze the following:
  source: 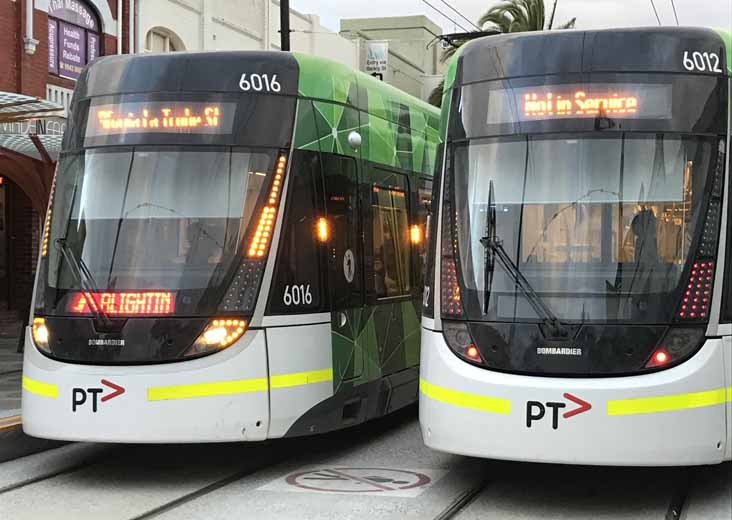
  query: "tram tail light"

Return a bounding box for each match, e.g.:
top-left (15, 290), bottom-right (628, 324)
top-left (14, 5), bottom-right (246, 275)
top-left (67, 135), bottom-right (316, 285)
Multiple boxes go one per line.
top-left (677, 141), bottom-right (725, 322)
top-left (31, 317), bottom-right (51, 353)
top-left (443, 321), bottom-right (483, 365)
top-left (678, 261), bottom-right (714, 319)
top-left (645, 327), bottom-right (704, 370)
top-left (247, 154), bottom-right (287, 258)
top-left (440, 175), bottom-right (463, 317)
top-left (186, 318), bottom-right (248, 357)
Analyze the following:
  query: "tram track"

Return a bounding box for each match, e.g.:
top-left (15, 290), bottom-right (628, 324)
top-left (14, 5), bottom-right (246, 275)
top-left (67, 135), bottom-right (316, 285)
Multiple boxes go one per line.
top-left (0, 446), bottom-right (113, 495)
top-left (431, 477), bottom-right (491, 520)
top-left (665, 468), bottom-right (693, 520)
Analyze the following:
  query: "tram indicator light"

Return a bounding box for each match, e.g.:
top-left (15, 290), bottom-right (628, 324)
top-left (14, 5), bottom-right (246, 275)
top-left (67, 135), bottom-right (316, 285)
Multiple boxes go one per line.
top-left (68, 291), bottom-right (175, 316)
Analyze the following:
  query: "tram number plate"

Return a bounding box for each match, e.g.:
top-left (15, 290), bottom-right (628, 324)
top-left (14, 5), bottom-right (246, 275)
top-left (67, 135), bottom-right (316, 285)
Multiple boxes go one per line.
top-left (239, 73), bottom-right (282, 93)
top-left (283, 284), bottom-right (313, 307)
top-left (682, 51), bottom-right (724, 73)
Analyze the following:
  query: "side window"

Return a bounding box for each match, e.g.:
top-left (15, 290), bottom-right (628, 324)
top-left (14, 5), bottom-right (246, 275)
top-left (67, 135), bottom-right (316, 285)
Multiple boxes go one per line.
top-left (268, 150), bottom-right (327, 314)
top-left (372, 184), bottom-right (411, 299)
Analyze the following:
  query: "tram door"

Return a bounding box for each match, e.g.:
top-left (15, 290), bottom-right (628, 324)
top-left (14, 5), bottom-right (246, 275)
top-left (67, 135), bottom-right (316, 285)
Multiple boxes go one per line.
top-left (323, 154), bottom-right (365, 383)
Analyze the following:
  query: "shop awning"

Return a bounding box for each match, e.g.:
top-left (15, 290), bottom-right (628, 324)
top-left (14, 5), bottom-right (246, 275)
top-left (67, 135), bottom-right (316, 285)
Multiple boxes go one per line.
top-left (0, 92), bottom-right (64, 123)
top-left (0, 92), bottom-right (64, 162)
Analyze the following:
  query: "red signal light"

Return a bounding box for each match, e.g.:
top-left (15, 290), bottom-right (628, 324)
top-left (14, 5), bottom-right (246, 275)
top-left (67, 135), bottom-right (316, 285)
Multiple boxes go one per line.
top-left (466, 345), bottom-right (480, 361)
top-left (646, 348), bottom-right (670, 368)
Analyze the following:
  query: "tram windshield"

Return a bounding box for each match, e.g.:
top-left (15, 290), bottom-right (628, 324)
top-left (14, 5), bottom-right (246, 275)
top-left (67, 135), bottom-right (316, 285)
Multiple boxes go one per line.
top-left (452, 134), bottom-right (718, 323)
top-left (39, 147), bottom-right (277, 316)
top-left (446, 69), bottom-right (729, 325)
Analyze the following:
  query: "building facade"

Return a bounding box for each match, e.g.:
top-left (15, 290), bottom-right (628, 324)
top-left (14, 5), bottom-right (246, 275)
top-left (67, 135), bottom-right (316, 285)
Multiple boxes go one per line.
top-left (0, 0), bottom-right (129, 328)
top-left (136, 0), bottom-right (359, 67)
top-left (340, 16), bottom-right (446, 101)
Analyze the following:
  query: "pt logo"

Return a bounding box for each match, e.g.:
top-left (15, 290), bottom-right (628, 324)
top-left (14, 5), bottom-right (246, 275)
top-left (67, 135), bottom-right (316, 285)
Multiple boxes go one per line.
top-left (72, 379), bottom-right (125, 412)
top-left (526, 393), bottom-right (592, 430)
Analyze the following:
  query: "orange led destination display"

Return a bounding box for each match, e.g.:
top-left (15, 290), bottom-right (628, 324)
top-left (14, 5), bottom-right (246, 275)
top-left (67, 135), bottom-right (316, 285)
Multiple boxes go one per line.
top-left (485, 83), bottom-right (673, 124)
top-left (524, 90), bottom-right (639, 118)
top-left (85, 101), bottom-right (237, 138)
top-left (68, 291), bottom-right (175, 316)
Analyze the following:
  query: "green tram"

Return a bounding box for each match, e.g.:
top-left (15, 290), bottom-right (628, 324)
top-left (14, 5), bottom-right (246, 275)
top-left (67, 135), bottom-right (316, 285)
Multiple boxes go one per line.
top-left (22, 51), bottom-right (441, 442)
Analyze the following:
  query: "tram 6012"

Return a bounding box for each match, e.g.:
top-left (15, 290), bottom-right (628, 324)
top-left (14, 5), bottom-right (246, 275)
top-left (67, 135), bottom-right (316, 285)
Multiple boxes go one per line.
top-left (420, 27), bottom-right (732, 466)
top-left (22, 51), bottom-right (440, 442)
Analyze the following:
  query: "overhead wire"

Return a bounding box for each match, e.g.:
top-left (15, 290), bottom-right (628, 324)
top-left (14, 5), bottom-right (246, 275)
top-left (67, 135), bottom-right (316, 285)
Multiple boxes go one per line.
top-left (434, 0), bottom-right (481, 31)
top-left (649, 0), bottom-right (662, 26)
top-left (419, 0), bottom-right (473, 33)
top-left (669, 0), bottom-right (680, 25)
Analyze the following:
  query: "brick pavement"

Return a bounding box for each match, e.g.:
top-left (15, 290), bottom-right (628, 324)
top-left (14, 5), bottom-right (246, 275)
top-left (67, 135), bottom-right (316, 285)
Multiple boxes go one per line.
top-left (0, 337), bottom-right (22, 419)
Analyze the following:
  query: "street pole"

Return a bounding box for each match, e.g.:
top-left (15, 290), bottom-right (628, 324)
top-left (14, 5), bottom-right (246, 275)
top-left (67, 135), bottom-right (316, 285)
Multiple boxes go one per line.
top-left (280, 0), bottom-right (291, 51)
top-left (547, 0), bottom-right (558, 30)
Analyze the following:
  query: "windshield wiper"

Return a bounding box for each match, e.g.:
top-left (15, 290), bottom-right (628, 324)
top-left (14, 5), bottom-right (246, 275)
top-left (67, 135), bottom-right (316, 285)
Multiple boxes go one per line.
top-left (54, 238), bottom-right (113, 329)
top-left (480, 180), bottom-right (566, 338)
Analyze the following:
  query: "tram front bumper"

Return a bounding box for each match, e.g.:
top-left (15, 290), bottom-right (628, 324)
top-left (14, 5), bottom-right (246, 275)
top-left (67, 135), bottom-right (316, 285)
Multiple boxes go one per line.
top-left (21, 328), bottom-right (270, 443)
top-left (419, 328), bottom-right (731, 466)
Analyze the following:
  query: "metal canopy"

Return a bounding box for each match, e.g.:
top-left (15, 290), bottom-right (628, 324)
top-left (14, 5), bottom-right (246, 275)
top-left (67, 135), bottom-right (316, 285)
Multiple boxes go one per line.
top-left (0, 134), bottom-right (63, 162)
top-left (0, 92), bottom-right (64, 124)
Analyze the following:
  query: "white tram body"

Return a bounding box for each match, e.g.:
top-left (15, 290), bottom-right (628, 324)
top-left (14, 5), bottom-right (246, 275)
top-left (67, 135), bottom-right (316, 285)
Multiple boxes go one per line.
top-left (420, 28), bottom-right (732, 466)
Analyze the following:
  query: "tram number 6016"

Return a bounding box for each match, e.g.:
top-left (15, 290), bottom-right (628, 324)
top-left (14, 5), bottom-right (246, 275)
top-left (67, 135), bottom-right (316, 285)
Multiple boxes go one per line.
top-left (239, 73), bottom-right (282, 92)
top-left (683, 51), bottom-right (723, 73)
top-left (283, 284), bottom-right (313, 306)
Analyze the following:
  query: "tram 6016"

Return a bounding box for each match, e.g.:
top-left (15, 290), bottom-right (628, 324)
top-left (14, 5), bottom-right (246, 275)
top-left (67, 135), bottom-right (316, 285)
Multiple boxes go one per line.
top-left (420, 27), bottom-right (732, 466)
top-left (22, 51), bottom-right (440, 442)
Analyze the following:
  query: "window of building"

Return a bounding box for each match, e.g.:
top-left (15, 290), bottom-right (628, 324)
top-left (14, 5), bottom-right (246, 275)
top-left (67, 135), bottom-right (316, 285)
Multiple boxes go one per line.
top-left (372, 184), bottom-right (411, 299)
top-left (47, 0), bottom-right (101, 80)
top-left (145, 29), bottom-right (183, 53)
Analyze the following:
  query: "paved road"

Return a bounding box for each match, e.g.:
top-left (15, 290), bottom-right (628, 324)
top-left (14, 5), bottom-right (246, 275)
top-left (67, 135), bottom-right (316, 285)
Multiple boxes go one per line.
top-left (0, 409), bottom-right (729, 520)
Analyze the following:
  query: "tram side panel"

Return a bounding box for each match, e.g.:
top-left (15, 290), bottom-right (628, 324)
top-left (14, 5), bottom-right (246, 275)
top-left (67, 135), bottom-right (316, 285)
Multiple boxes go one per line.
top-left (265, 97), bottom-right (430, 437)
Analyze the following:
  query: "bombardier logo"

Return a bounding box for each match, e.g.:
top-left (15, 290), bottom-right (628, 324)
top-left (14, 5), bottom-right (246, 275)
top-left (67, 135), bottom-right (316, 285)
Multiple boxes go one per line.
top-left (526, 393), bottom-right (592, 430)
top-left (72, 379), bottom-right (126, 412)
top-left (537, 347), bottom-right (583, 356)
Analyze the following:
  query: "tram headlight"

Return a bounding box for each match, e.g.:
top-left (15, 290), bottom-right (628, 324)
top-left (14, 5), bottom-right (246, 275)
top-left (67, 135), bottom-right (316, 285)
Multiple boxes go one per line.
top-left (645, 327), bottom-right (704, 369)
top-left (31, 317), bottom-right (51, 353)
top-left (443, 321), bottom-right (483, 364)
top-left (185, 318), bottom-right (248, 357)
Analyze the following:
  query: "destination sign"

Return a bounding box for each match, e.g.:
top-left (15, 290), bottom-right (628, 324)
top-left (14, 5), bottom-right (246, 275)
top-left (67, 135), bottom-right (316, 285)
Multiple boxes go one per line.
top-left (485, 83), bottom-right (673, 124)
top-left (68, 291), bottom-right (175, 316)
top-left (85, 101), bottom-right (237, 138)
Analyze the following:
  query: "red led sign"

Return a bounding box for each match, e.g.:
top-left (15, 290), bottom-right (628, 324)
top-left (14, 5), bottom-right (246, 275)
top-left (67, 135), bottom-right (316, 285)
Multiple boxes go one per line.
top-left (68, 292), bottom-right (175, 316)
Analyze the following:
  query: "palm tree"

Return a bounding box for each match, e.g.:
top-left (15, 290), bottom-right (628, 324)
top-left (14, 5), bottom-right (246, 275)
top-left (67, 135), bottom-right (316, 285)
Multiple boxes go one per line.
top-left (429, 0), bottom-right (577, 107)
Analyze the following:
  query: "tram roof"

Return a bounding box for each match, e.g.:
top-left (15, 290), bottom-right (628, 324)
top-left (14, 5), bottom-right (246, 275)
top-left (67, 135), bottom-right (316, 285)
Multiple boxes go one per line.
top-left (444, 26), bottom-right (731, 90)
top-left (74, 51), bottom-right (439, 132)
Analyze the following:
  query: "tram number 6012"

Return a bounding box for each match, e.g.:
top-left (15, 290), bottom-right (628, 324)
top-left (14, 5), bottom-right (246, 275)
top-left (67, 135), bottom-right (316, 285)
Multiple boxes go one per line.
top-left (683, 51), bottom-right (723, 73)
top-left (239, 73), bottom-right (282, 93)
top-left (283, 284), bottom-right (313, 306)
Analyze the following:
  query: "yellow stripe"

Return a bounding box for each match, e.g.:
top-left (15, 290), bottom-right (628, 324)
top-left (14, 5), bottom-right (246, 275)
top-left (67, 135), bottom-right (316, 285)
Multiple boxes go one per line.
top-left (147, 368), bottom-right (333, 401)
top-left (419, 378), bottom-right (511, 415)
top-left (22, 376), bottom-right (58, 398)
top-left (607, 387), bottom-right (732, 416)
top-left (270, 368), bottom-right (333, 389)
top-left (148, 378), bottom-right (268, 401)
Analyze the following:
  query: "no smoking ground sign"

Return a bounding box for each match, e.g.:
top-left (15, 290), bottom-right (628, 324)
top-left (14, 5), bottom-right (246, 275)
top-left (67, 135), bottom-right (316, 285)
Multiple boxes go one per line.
top-left (259, 467), bottom-right (447, 498)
